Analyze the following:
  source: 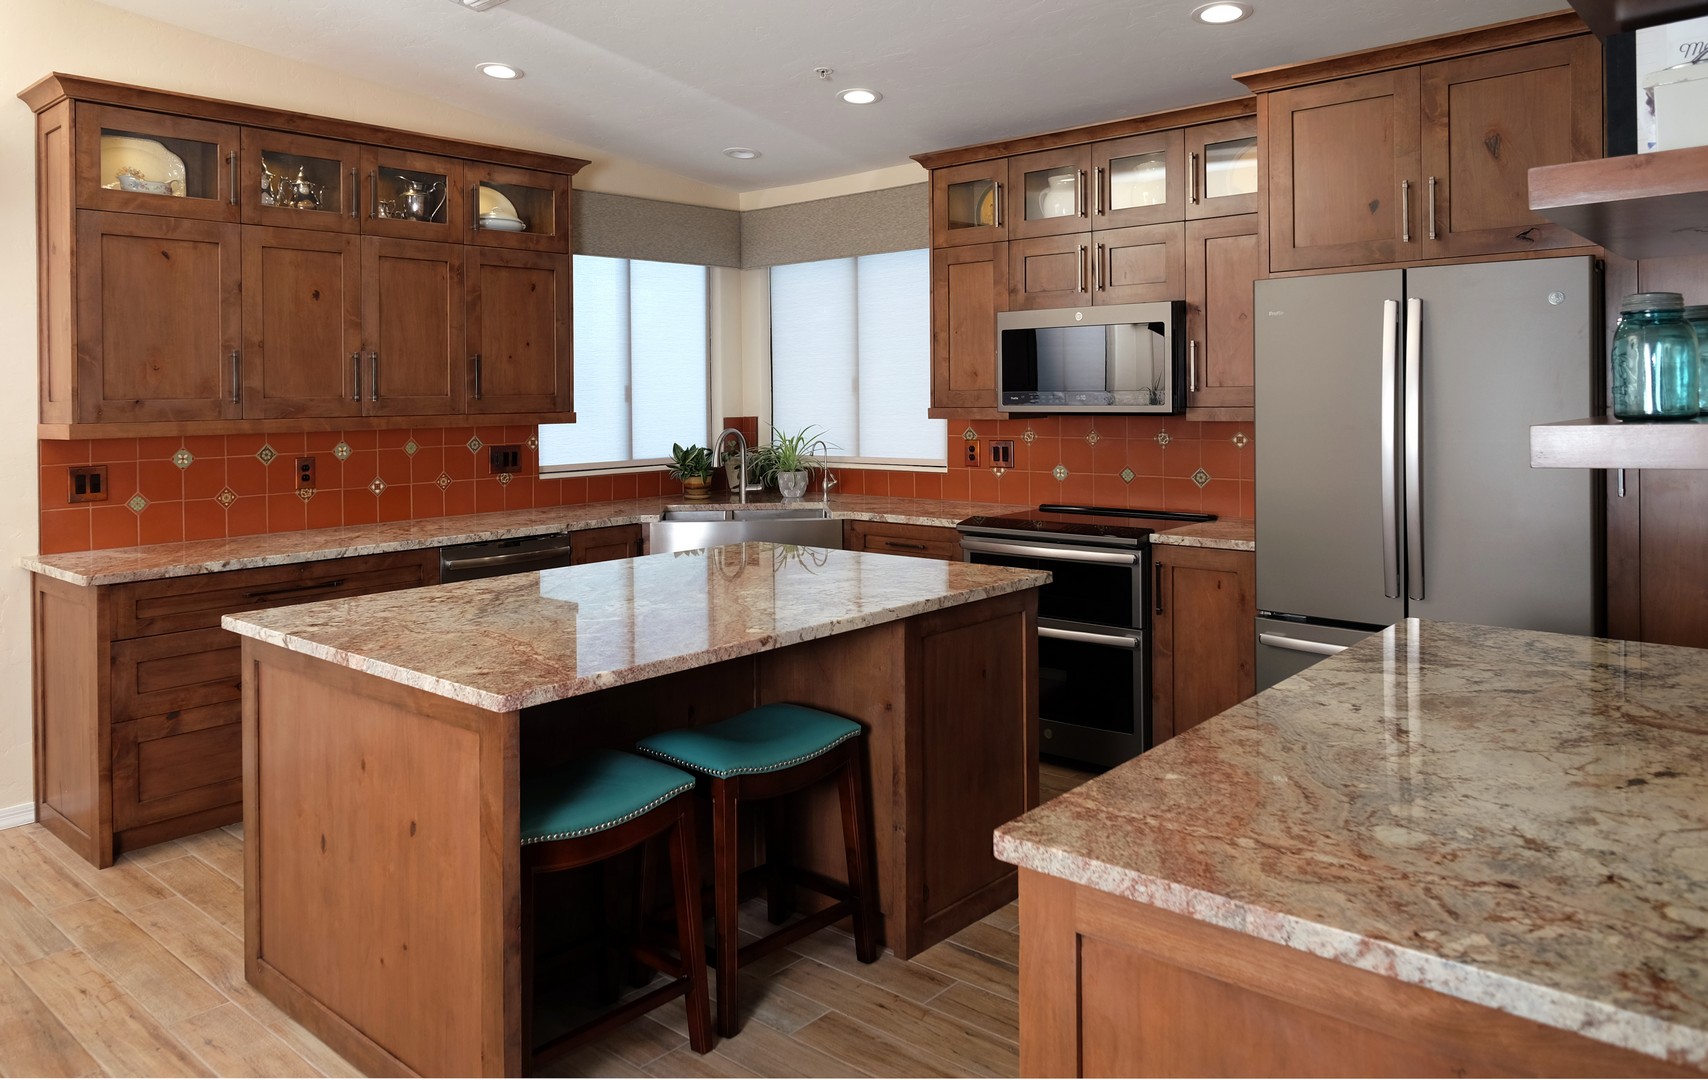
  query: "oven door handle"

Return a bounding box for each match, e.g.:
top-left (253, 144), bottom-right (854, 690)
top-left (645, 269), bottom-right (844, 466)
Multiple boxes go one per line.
top-left (1039, 626), bottom-right (1141, 649)
top-left (1258, 633), bottom-right (1350, 657)
top-left (959, 538), bottom-right (1137, 566)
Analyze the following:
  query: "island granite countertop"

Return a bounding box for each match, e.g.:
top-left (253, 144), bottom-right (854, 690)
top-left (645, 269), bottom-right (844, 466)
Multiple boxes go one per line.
top-left (222, 542), bottom-right (1050, 712)
top-left (996, 618), bottom-right (1708, 1068)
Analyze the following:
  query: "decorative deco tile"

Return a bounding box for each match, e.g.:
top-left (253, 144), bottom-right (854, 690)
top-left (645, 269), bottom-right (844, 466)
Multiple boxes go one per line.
top-left (436, 472), bottom-right (452, 490)
top-left (962, 427), bottom-right (978, 442)
top-left (296, 487), bottom-right (315, 502)
top-left (1155, 431), bottom-right (1172, 447)
top-left (1120, 467), bottom-right (1135, 484)
top-left (1086, 430), bottom-right (1101, 446)
top-left (1192, 467), bottom-right (1212, 489)
top-left (497, 472), bottom-right (513, 486)
top-left (126, 494), bottom-right (148, 514)
top-left (216, 488), bottom-right (237, 508)
top-left (1232, 432), bottom-right (1249, 448)
top-left (403, 439), bottom-right (419, 457)
top-left (1022, 427), bottom-right (1036, 444)
top-left (527, 434), bottom-right (538, 450)
top-left (171, 449), bottom-right (194, 470)
top-left (368, 477), bottom-right (387, 496)
top-left (333, 441), bottom-right (352, 461)
top-left (255, 443), bottom-right (277, 466)
top-left (466, 436), bottom-right (483, 453)
top-left (1052, 464), bottom-right (1069, 481)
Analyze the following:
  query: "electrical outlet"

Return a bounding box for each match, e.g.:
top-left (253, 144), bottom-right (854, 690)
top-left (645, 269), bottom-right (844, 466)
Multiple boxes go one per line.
top-left (67, 465), bottom-right (108, 503)
top-left (989, 440), bottom-right (1015, 469)
top-left (964, 439), bottom-right (980, 467)
top-left (296, 456), bottom-right (316, 491)
top-left (489, 444), bottom-right (521, 473)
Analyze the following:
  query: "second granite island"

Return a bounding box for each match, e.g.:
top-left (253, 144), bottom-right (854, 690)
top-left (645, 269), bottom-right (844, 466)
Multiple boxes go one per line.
top-left (223, 543), bottom-right (1048, 1077)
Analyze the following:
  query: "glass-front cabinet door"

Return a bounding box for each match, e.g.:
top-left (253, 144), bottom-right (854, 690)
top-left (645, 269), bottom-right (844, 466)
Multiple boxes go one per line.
top-left (240, 129), bottom-right (360, 232)
top-left (1092, 129), bottom-right (1184, 229)
top-left (930, 160), bottom-right (1008, 248)
top-left (359, 147), bottom-right (465, 242)
top-left (1007, 146), bottom-right (1091, 240)
top-left (467, 163), bottom-right (570, 253)
top-left (1185, 117), bottom-right (1259, 219)
top-left (75, 104), bottom-right (239, 222)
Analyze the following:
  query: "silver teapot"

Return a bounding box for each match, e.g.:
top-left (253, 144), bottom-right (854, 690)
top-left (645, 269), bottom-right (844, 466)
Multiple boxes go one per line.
top-left (395, 176), bottom-right (444, 221)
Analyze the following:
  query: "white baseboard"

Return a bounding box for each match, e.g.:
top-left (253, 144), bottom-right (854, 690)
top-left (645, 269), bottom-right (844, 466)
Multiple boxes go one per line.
top-left (0, 802), bottom-right (37, 831)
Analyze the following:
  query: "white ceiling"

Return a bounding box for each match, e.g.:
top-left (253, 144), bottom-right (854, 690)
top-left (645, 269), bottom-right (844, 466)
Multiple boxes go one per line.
top-left (96, 0), bottom-right (1571, 192)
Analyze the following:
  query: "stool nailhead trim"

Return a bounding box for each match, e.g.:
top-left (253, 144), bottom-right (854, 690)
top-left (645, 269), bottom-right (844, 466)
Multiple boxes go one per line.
top-left (519, 779), bottom-right (696, 845)
top-left (639, 728), bottom-right (858, 779)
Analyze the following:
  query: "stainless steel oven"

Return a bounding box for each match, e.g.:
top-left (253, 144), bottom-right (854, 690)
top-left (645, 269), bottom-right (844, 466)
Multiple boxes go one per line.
top-left (957, 505), bottom-right (1213, 769)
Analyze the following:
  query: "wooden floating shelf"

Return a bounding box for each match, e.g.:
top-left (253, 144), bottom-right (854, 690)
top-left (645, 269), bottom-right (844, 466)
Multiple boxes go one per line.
top-left (1565, 0), bottom-right (1708, 39)
top-left (1529, 145), bottom-right (1708, 260)
top-left (1531, 416), bottom-right (1708, 469)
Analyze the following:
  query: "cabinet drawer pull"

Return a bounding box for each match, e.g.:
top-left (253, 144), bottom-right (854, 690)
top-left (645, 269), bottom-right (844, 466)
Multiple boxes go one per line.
top-left (1427, 175), bottom-right (1437, 240)
top-left (885, 541), bottom-right (928, 552)
top-left (472, 353), bottom-right (483, 401)
top-left (242, 578), bottom-right (345, 601)
top-left (1189, 151), bottom-right (1199, 206)
top-left (230, 349), bottom-right (241, 404)
top-left (1401, 178), bottom-right (1411, 243)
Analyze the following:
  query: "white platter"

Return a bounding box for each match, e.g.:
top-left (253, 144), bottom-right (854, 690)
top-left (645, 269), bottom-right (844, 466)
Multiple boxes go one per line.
top-left (100, 135), bottom-right (186, 197)
top-left (479, 216), bottom-right (528, 232)
top-left (477, 186), bottom-right (520, 221)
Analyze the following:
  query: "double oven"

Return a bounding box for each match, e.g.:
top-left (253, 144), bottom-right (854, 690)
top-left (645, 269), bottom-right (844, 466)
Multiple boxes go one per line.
top-left (957, 505), bottom-right (1213, 769)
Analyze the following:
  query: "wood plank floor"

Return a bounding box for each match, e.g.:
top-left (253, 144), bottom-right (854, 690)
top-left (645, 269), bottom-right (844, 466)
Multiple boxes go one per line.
top-left (0, 765), bottom-right (1095, 1078)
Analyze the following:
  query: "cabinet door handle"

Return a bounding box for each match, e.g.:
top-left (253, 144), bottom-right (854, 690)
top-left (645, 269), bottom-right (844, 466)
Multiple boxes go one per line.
top-left (1154, 560), bottom-right (1164, 615)
top-left (1077, 245), bottom-right (1086, 293)
top-left (472, 353), bottom-right (483, 401)
top-left (1401, 179), bottom-right (1411, 243)
top-left (369, 171), bottom-right (378, 219)
top-left (1095, 242), bottom-right (1105, 291)
top-left (1427, 175), bottom-right (1437, 240)
top-left (994, 181), bottom-right (1003, 228)
top-left (369, 350), bottom-right (379, 401)
top-left (1188, 151), bottom-right (1199, 205)
top-left (350, 167), bottom-right (359, 218)
top-left (1189, 340), bottom-right (1198, 392)
top-left (472, 183), bottom-right (480, 231)
top-left (228, 151), bottom-right (238, 206)
top-left (1078, 169), bottom-right (1088, 217)
top-left (1094, 166), bottom-right (1104, 216)
top-left (230, 349), bottom-right (241, 404)
top-left (351, 352), bottom-right (362, 402)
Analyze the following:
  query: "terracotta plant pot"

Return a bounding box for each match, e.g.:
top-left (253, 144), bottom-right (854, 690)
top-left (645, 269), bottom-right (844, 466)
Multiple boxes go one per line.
top-left (681, 475), bottom-right (713, 500)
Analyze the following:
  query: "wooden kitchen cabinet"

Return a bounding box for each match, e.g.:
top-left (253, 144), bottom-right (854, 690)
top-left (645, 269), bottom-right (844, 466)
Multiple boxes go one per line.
top-left (467, 162), bottom-right (571, 253)
top-left (358, 146), bottom-right (466, 243)
top-left (32, 548), bottom-right (439, 867)
top-left (1184, 214), bottom-right (1260, 410)
top-left (465, 246), bottom-right (571, 415)
top-left (1150, 545), bottom-right (1255, 744)
top-left (240, 128), bottom-right (361, 231)
top-left (843, 520), bottom-right (962, 560)
top-left (72, 103), bottom-right (240, 221)
top-left (1010, 223), bottom-right (1185, 310)
top-left (1007, 145), bottom-right (1092, 240)
top-left (1184, 116), bottom-right (1259, 219)
top-left (930, 242), bottom-right (1008, 417)
top-left (930, 159), bottom-right (1010, 248)
top-left (361, 237), bottom-right (466, 417)
top-left (1092, 129), bottom-right (1185, 229)
top-left (240, 226), bottom-right (364, 419)
top-left (1253, 21), bottom-right (1600, 272)
top-left (570, 523), bottom-right (643, 563)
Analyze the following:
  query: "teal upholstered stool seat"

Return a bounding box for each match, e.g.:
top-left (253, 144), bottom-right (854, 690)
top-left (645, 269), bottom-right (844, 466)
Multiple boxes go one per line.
top-left (637, 704), bottom-right (878, 1038)
top-left (634, 704), bottom-right (861, 779)
top-left (519, 749), bottom-right (712, 1067)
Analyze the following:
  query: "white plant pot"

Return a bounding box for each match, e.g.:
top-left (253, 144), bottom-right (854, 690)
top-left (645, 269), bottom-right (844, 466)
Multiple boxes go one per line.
top-left (777, 470), bottom-right (810, 499)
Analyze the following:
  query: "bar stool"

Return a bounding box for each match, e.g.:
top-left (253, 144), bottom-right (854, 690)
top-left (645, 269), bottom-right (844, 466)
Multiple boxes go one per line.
top-left (520, 749), bottom-right (713, 1069)
top-left (636, 703), bottom-right (879, 1037)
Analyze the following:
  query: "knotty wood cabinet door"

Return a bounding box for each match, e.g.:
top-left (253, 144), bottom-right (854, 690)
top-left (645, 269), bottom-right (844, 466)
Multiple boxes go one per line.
top-left (1009, 233), bottom-right (1092, 311)
top-left (360, 237), bottom-right (466, 417)
top-left (930, 160), bottom-right (1010, 248)
top-left (570, 524), bottom-right (643, 564)
top-left (1096, 221), bottom-right (1186, 306)
top-left (1150, 545), bottom-right (1255, 744)
top-left (1007, 145), bottom-right (1092, 240)
top-left (241, 226), bottom-right (364, 419)
top-left (1091, 129), bottom-right (1184, 229)
top-left (74, 211), bottom-right (243, 424)
top-left (240, 128), bottom-right (362, 232)
top-left (465, 246), bottom-right (570, 415)
top-left (1184, 214), bottom-right (1260, 409)
top-left (930, 242), bottom-right (1008, 413)
top-left (1184, 116), bottom-right (1259, 220)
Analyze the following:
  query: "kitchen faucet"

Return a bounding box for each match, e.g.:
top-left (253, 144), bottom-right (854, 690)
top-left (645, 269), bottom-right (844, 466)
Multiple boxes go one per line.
top-left (810, 439), bottom-right (837, 504)
top-left (713, 427), bottom-right (748, 505)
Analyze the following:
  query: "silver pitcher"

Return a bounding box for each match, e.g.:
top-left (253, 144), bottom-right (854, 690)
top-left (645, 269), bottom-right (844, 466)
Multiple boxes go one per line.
top-left (395, 176), bottom-right (444, 221)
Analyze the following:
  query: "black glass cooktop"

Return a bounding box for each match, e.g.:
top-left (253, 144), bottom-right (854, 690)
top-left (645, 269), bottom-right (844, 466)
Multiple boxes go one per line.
top-left (956, 504), bottom-right (1215, 544)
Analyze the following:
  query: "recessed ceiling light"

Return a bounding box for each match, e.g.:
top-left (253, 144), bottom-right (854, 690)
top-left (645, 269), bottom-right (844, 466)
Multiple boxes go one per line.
top-left (723, 147), bottom-right (761, 160)
top-left (477, 62), bottom-right (523, 80)
top-left (838, 88), bottom-right (882, 105)
top-left (450, 0), bottom-right (510, 10)
top-left (1191, 2), bottom-right (1252, 24)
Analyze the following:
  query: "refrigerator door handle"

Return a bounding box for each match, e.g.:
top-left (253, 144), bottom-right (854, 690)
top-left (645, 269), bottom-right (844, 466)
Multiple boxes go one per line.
top-left (1404, 296), bottom-right (1425, 601)
top-left (1380, 298), bottom-right (1401, 600)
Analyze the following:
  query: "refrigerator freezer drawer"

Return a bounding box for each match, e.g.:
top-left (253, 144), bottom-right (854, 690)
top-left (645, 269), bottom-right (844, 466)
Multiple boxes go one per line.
top-left (1255, 617), bottom-right (1380, 693)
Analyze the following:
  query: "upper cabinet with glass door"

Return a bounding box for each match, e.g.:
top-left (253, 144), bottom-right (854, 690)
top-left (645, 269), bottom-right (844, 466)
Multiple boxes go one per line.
top-left (1091, 129), bottom-right (1184, 229)
top-left (930, 160), bottom-right (1009, 247)
top-left (359, 146), bottom-right (466, 243)
top-left (240, 129), bottom-right (361, 232)
top-left (75, 104), bottom-right (240, 222)
top-left (1007, 146), bottom-right (1092, 239)
top-left (1184, 117), bottom-right (1258, 219)
top-left (468, 162), bottom-right (571, 253)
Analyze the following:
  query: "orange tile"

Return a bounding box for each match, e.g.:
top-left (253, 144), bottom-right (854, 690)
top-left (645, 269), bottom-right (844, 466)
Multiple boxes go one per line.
top-left (864, 471), bottom-right (891, 498)
top-left (1128, 417), bottom-right (1164, 442)
top-left (377, 448), bottom-right (411, 486)
top-left (1061, 473), bottom-right (1096, 505)
top-left (913, 472), bottom-right (943, 500)
top-left (304, 490), bottom-right (341, 530)
top-left (136, 460), bottom-right (184, 505)
top-left (1058, 416), bottom-right (1094, 442)
top-left (39, 466), bottom-right (68, 510)
top-left (137, 503), bottom-right (184, 546)
top-left (264, 458), bottom-right (300, 496)
top-left (136, 436), bottom-right (181, 460)
top-left (1127, 475), bottom-right (1166, 509)
top-left (474, 478), bottom-right (505, 514)
top-left (89, 437), bottom-right (138, 462)
top-left (375, 428), bottom-right (411, 449)
top-left (968, 469), bottom-right (998, 503)
top-left (106, 462), bottom-right (140, 503)
top-left (410, 426), bottom-right (450, 448)
top-left (267, 431), bottom-right (307, 455)
top-left (1092, 437), bottom-right (1130, 476)
top-left (342, 450), bottom-right (378, 491)
top-left (90, 505), bottom-right (139, 549)
top-left (1160, 442), bottom-right (1203, 480)
top-left (224, 434), bottom-right (266, 458)
top-left (1201, 439), bottom-right (1240, 484)
top-left (1092, 416), bottom-right (1130, 441)
top-left (39, 508), bottom-right (91, 554)
top-left (558, 475), bottom-right (587, 506)
top-left (1200, 479), bottom-right (1242, 519)
top-left (636, 471), bottom-right (662, 498)
top-left (39, 439), bottom-right (91, 466)
top-left (227, 495), bottom-right (267, 537)
top-left (439, 426), bottom-right (475, 452)
top-left (1023, 437), bottom-right (1060, 474)
top-left (411, 483), bottom-right (445, 520)
top-left (1126, 438), bottom-right (1164, 478)
top-left (183, 500), bottom-right (227, 541)
top-left (182, 435), bottom-right (226, 459)
top-left (377, 486), bottom-right (411, 523)
top-left (1163, 477), bottom-right (1204, 511)
top-left (1163, 419), bottom-right (1202, 442)
top-left (837, 470), bottom-right (864, 496)
top-left (504, 476), bottom-right (536, 509)
top-left (610, 473), bottom-right (637, 501)
top-left (180, 457), bottom-right (224, 501)
top-left (225, 456), bottom-right (267, 498)
top-left (475, 426), bottom-right (509, 450)
top-left (1238, 480), bottom-right (1256, 519)
top-left (444, 444), bottom-right (477, 480)
top-left (939, 468), bottom-right (970, 501)
top-left (1093, 474), bottom-right (1130, 509)
top-left (342, 491), bottom-right (378, 526)
top-left (585, 474), bottom-right (613, 503)
top-left (304, 430), bottom-right (343, 453)
top-left (266, 494), bottom-right (307, 534)
top-left (994, 470), bottom-right (1030, 505)
top-left (443, 480), bottom-right (476, 517)
top-left (1060, 435), bottom-right (1095, 476)
top-left (340, 429), bottom-right (378, 451)
top-left (410, 446), bottom-right (445, 485)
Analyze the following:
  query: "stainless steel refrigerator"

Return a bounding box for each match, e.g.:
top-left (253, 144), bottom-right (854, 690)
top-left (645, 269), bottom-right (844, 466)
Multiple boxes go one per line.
top-left (1254, 256), bottom-right (1600, 690)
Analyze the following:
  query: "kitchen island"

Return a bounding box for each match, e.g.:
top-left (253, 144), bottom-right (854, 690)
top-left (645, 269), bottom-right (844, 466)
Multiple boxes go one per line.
top-left (223, 543), bottom-right (1046, 1077)
top-left (998, 619), bottom-right (1708, 1077)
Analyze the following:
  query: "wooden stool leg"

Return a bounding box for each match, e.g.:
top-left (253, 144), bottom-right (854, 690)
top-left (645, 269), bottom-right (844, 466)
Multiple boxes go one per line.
top-left (670, 800), bottom-right (714, 1053)
top-left (837, 744), bottom-right (880, 964)
top-left (711, 778), bottom-right (744, 1037)
top-left (521, 861), bottom-right (537, 1070)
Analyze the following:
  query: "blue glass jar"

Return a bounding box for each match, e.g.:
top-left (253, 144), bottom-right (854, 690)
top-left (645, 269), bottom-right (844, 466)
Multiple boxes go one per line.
top-left (1611, 292), bottom-right (1699, 421)
top-left (1684, 305), bottom-right (1708, 416)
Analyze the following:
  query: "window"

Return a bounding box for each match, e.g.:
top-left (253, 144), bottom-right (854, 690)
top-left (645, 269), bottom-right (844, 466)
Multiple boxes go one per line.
top-left (539, 256), bottom-right (709, 471)
top-left (770, 249), bottom-right (945, 466)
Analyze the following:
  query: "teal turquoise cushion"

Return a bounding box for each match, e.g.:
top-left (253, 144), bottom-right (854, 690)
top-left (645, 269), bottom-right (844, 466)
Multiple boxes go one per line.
top-left (520, 749), bottom-right (696, 845)
top-left (636, 704), bottom-right (861, 779)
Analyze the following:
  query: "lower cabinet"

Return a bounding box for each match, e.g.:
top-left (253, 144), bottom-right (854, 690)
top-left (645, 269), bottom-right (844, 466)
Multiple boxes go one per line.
top-left (843, 519), bottom-right (963, 561)
top-left (570, 523), bottom-right (643, 564)
top-left (32, 548), bottom-right (438, 867)
top-left (1150, 545), bottom-right (1255, 744)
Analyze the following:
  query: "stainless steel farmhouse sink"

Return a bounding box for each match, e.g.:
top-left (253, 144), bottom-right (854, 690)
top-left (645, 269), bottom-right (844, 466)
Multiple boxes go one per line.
top-left (647, 505), bottom-right (841, 553)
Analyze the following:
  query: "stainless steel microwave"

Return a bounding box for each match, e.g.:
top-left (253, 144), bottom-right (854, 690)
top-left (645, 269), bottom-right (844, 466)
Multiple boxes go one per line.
top-left (997, 301), bottom-right (1186, 413)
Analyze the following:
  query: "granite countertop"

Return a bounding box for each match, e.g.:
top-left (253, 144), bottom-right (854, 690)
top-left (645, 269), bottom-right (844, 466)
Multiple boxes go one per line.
top-left (222, 543), bottom-right (1049, 712)
top-left (1148, 517), bottom-right (1254, 550)
top-left (22, 493), bottom-right (1251, 586)
top-left (996, 619), bottom-right (1708, 1068)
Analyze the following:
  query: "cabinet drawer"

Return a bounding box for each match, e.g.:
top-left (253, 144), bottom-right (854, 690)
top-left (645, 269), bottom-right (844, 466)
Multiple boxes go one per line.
top-left (111, 704), bottom-right (242, 831)
top-left (111, 627), bottom-right (241, 724)
top-left (844, 521), bottom-right (962, 561)
top-left (571, 524), bottom-right (643, 564)
top-left (109, 549), bottom-right (437, 639)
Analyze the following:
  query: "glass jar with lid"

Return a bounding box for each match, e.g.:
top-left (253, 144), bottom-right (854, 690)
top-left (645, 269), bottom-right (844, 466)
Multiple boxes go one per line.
top-left (1684, 304), bottom-right (1708, 416)
top-left (1611, 292), bottom-right (1699, 421)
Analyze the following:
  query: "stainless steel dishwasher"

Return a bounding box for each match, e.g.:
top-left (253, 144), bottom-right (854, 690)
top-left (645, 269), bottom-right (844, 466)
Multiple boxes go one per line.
top-left (438, 533), bottom-right (576, 582)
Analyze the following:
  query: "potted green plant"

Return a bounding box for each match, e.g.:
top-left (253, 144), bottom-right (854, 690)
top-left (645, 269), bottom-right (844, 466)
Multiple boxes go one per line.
top-left (755, 426), bottom-right (830, 500)
top-left (667, 442), bottom-right (714, 500)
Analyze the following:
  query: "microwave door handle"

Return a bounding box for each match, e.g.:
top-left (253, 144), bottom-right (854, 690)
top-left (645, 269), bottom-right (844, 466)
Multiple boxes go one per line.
top-left (1380, 298), bottom-right (1400, 600)
top-left (959, 538), bottom-right (1137, 566)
